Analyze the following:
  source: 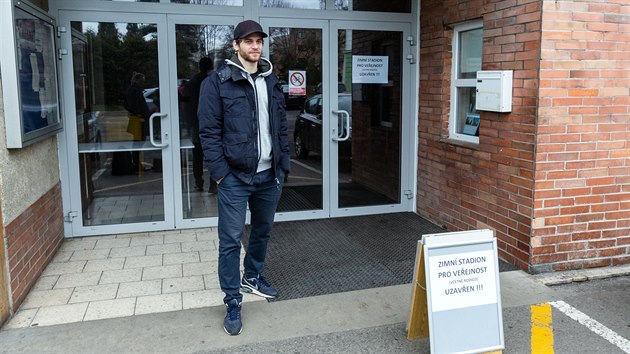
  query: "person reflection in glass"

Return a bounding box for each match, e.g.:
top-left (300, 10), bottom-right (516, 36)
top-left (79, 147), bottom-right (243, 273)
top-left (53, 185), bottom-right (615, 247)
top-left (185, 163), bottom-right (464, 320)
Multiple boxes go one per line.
top-left (113, 72), bottom-right (151, 176)
top-left (18, 19), bottom-right (49, 133)
top-left (183, 57), bottom-right (217, 193)
top-left (124, 72), bottom-right (151, 141)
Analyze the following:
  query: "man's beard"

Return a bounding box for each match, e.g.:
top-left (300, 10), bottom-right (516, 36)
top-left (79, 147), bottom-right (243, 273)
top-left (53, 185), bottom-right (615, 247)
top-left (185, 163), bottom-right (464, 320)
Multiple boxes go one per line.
top-left (238, 48), bottom-right (261, 63)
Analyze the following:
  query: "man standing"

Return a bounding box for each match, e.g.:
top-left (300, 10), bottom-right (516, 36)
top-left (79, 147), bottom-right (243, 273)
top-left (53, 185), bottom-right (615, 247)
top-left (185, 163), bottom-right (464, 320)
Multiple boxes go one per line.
top-left (182, 57), bottom-right (217, 193)
top-left (197, 20), bottom-right (290, 336)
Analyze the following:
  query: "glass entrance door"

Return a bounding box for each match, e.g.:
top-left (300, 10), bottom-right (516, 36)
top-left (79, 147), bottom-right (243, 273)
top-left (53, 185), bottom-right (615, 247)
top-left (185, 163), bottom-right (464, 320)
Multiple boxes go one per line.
top-left (60, 12), bottom-right (175, 235)
top-left (329, 22), bottom-right (411, 216)
top-left (167, 15), bottom-right (240, 227)
top-left (60, 12), bottom-right (243, 235)
top-left (264, 20), bottom-right (412, 221)
top-left (59, 11), bottom-right (413, 236)
top-left (264, 19), bottom-right (329, 220)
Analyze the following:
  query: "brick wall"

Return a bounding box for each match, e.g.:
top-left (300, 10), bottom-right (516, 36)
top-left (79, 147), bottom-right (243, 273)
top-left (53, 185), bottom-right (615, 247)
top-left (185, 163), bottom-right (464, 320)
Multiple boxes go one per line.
top-left (0, 206), bottom-right (8, 325)
top-left (531, 0), bottom-right (629, 272)
top-left (4, 183), bottom-right (64, 309)
top-left (417, 0), bottom-right (542, 271)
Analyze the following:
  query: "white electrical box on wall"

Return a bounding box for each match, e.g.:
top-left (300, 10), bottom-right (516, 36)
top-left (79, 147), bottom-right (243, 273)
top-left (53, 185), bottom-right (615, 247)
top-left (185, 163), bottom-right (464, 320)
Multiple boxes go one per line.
top-left (475, 70), bottom-right (513, 112)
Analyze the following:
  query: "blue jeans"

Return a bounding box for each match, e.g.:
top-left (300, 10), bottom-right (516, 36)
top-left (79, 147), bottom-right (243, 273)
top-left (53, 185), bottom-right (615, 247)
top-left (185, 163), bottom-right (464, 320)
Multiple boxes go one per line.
top-left (217, 169), bottom-right (282, 304)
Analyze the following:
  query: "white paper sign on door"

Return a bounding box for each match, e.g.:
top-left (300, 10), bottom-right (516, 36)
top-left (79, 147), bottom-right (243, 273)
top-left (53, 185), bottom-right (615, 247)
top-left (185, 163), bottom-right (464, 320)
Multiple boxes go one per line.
top-left (352, 55), bottom-right (388, 84)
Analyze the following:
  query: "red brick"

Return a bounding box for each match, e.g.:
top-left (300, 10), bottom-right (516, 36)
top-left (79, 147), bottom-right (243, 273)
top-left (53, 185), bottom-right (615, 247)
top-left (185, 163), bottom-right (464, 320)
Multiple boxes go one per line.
top-left (586, 177), bottom-right (616, 186)
top-left (583, 259), bottom-right (613, 269)
top-left (533, 253), bottom-right (568, 264)
top-left (591, 203), bottom-right (622, 213)
top-left (572, 231), bottom-right (602, 241)
top-left (557, 242), bottom-right (586, 252)
top-left (568, 250), bottom-right (599, 260)
top-left (575, 213), bottom-right (605, 223)
top-left (560, 205), bottom-right (591, 215)
top-left (532, 245), bottom-right (556, 255)
top-left (552, 262), bottom-right (583, 272)
top-left (605, 211), bottom-right (630, 220)
top-left (568, 88), bottom-right (599, 97)
top-left (612, 257), bottom-right (630, 266)
top-left (5, 184), bottom-right (64, 309)
top-left (545, 215), bottom-right (575, 226)
top-left (604, 231), bottom-right (629, 239)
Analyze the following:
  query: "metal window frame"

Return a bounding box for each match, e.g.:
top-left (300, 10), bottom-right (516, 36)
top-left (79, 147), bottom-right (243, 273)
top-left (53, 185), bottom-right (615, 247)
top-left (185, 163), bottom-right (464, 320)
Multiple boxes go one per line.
top-left (449, 20), bottom-right (483, 144)
top-left (0, 0), bottom-right (63, 148)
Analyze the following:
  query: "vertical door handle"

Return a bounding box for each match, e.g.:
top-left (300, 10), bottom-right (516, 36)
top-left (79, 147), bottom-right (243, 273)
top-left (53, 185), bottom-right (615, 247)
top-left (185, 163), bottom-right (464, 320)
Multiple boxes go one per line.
top-left (331, 110), bottom-right (350, 142)
top-left (149, 112), bottom-right (168, 148)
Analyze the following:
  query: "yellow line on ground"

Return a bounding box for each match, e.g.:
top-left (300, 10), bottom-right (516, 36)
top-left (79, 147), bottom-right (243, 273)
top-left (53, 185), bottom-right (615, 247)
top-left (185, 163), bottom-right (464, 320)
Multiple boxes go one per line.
top-left (531, 303), bottom-right (554, 354)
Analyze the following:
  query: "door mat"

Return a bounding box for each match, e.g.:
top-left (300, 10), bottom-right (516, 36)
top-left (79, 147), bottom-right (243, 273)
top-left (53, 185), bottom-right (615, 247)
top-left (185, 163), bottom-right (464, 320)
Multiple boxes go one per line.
top-left (242, 212), bottom-right (519, 302)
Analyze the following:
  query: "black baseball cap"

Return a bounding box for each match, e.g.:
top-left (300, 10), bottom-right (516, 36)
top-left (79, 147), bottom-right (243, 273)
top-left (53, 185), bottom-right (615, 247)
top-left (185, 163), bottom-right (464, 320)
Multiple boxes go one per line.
top-left (233, 20), bottom-right (268, 40)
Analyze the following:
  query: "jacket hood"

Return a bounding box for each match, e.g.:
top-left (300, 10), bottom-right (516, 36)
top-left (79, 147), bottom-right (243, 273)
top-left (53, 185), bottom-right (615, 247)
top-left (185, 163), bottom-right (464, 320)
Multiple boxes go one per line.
top-left (225, 54), bottom-right (273, 79)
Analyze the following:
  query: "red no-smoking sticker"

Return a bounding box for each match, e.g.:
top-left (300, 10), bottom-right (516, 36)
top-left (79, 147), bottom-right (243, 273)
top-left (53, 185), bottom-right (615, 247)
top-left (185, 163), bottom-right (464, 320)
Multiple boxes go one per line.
top-left (289, 70), bottom-right (306, 96)
top-left (290, 72), bottom-right (304, 86)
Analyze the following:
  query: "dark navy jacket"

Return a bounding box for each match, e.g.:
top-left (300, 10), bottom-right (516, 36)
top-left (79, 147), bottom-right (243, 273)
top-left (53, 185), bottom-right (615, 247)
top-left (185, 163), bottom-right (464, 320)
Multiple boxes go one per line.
top-left (198, 56), bottom-right (290, 184)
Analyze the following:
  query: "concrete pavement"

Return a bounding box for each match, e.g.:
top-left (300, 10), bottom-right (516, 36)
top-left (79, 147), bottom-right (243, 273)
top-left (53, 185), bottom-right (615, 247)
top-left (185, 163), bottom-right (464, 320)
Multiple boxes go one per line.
top-left (1, 266), bottom-right (629, 353)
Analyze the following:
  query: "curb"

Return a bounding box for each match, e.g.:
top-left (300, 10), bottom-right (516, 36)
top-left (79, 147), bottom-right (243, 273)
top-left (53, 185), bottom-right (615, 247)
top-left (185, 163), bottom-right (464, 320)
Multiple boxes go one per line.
top-left (533, 264), bottom-right (630, 286)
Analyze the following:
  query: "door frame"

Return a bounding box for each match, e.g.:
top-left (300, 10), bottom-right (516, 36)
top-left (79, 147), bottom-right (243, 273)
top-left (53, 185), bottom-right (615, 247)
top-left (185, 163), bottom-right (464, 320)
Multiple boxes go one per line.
top-left (328, 20), bottom-right (415, 218)
top-left (58, 10), bottom-right (175, 237)
top-left (166, 14), bottom-right (243, 229)
top-left (261, 19), bottom-right (415, 222)
top-left (260, 18), bottom-right (331, 222)
top-left (55, 5), bottom-right (419, 237)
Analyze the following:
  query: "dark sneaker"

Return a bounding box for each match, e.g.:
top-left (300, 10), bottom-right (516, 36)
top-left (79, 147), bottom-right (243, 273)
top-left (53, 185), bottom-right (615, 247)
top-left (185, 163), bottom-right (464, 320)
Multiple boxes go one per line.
top-left (240, 275), bottom-right (278, 298)
top-left (223, 299), bottom-right (242, 335)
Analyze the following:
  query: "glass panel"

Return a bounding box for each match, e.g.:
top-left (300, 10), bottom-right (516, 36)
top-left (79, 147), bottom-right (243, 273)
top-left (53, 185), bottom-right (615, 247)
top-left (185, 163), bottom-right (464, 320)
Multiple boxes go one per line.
top-left (456, 86), bottom-right (479, 136)
top-left (269, 27), bottom-right (323, 212)
top-left (458, 27), bottom-right (482, 79)
top-left (15, 7), bottom-right (60, 135)
top-left (171, 0), bottom-right (243, 5)
top-left (335, 0), bottom-right (411, 13)
top-left (175, 24), bottom-right (234, 219)
top-left (72, 21), bottom-right (164, 226)
top-left (337, 29), bottom-right (402, 208)
top-left (260, 0), bottom-right (324, 10)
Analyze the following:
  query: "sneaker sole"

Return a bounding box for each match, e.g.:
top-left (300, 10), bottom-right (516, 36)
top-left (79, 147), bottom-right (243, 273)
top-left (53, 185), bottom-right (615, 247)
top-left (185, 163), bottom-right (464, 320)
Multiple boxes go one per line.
top-left (223, 325), bottom-right (243, 336)
top-left (240, 284), bottom-right (276, 299)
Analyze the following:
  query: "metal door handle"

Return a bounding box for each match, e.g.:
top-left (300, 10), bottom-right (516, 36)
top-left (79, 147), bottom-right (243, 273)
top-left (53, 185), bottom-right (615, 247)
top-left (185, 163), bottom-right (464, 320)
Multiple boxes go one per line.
top-left (332, 110), bottom-right (350, 142)
top-left (149, 112), bottom-right (168, 148)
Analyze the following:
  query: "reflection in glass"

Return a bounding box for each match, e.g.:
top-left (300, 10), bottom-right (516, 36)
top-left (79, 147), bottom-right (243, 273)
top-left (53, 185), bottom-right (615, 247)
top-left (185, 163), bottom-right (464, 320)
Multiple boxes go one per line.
top-left (260, 0), bottom-right (324, 9)
top-left (335, 0), bottom-right (411, 12)
top-left (458, 28), bottom-right (482, 79)
top-left (171, 0), bottom-right (243, 5)
top-left (72, 21), bottom-right (164, 226)
top-left (176, 24), bottom-right (234, 219)
top-left (338, 29), bottom-right (402, 208)
top-left (456, 87), bottom-right (478, 136)
top-left (15, 7), bottom-right (59, 135)
top-left (259, 0), bottom-right (411, 11)
top-left (269, 27), bottom-right (324, 212)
